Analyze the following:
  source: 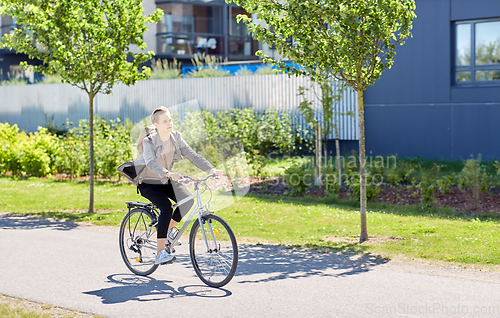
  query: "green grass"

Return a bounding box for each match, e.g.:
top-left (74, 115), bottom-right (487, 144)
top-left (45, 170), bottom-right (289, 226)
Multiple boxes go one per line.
top-left (0, 176), bottom-right (143, 226)
top-left (0, 303), bottom-right (51, 318)
top-left (1, 176), bottom-right (499, 269)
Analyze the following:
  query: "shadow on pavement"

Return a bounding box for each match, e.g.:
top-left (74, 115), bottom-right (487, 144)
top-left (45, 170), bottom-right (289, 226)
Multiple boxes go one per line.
top-left (0, 213), bottom-right (80, 231)
top-left (83, 274), bottom-right (232, 304)
top-left (235, 243), bottom-right (388, 283)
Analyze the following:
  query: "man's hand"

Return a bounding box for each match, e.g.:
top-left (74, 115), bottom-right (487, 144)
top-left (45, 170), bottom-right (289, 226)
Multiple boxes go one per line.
top-left (210, 168), bottom-right (223, 178)
top-left (169, 172), bottom-right (182, 181)
top-left (166, 171), bottom-right (182, 181)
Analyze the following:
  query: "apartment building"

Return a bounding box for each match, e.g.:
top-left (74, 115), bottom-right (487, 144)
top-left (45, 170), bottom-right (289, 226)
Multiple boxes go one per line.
top-left (0, 0), bottom-right (277, 79)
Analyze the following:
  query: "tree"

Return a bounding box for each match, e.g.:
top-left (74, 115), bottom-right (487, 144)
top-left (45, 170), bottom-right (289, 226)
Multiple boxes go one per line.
top-left (0, 0), bottom-right (163, 212)
top-left (298, 79), bottom-right (353, 187)
top-left (230, 0), bottom-right (416, 242)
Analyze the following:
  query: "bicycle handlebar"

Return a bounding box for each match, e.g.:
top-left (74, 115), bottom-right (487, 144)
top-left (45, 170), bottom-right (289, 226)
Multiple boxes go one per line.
top-left (177, 174), bottom-right (218, 184)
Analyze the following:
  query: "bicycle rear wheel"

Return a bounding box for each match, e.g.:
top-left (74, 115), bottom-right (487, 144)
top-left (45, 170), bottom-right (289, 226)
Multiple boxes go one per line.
top-left (119, 208), bottom-right (158, 276)
top-left (189, 214), bottom-right (238, 288)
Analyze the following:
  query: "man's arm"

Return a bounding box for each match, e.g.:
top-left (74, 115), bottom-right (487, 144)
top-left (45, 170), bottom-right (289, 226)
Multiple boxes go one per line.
top-left (143, 137), bottom-right (169, 177)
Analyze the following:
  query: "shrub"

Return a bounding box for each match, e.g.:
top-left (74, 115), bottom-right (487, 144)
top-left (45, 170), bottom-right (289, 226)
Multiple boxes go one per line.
top-left (185, 54), bottom-right (231, 78)
top-left (459, 154), bottom-right (490, 209)
top-left (191, 108), bottom-right (300, 157)
top-left (416, 181), bottom-right (437, 211)
top-left (255, 65), bottom-right (277, 75)
top-left (18, 127), bottom-right (61, 177)
top-left (235, 67), bottom-right (254, 76)
top-left (0, 123), bottom-right (22, 174)
top-left (344, 169), bottom-right (381, 202)
top-left (284, 162), bottom-right (314, 196)
top-left (149, 58), bottom-right (182, 80)
top-left (39, 74), bottom-right (62, 84)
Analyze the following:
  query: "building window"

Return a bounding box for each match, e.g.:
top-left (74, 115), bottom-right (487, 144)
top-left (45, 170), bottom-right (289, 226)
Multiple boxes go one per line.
top-left (1, 15), bottom-right (17, 39)
top-left (454, 19), bottom-right (500, 84)
top-left (228, 6), bottom-right (258, 60)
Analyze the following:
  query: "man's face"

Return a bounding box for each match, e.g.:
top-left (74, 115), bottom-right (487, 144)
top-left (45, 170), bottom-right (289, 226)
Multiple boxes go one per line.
top-left (154, 112), bottom-right (173, 135)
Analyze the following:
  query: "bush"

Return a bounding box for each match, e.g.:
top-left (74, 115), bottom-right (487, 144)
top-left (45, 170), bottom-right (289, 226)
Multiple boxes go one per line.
top-left (185, 54), bottom-right (231, 78)
top-left (149, 58), bottom-right (182, 80)
top-left (344, 169), bottom-right (381, 202)
top-left (63, 117), bottom-right (133, 179)
top-left (283, 162), bottom-right (315, 196)
top-left (202, 108), bottom-right (299, 155)
top-left (459, 154), bottom-right (490, 209)
top-left (0, 123), bottom-right (22, 174)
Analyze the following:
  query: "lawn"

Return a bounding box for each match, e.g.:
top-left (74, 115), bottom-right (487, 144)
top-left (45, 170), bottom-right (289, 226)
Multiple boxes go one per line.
top-left (1, 176), bottom-right (499, 270)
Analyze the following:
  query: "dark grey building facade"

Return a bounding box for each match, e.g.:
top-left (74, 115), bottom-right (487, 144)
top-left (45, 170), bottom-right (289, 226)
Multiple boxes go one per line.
top-left (364, 0), bottom-right (500, 160)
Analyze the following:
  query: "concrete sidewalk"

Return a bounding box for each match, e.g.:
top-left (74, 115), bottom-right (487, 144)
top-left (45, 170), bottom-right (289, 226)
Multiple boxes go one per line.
top-left (1, 213), bottom-right (499, 318)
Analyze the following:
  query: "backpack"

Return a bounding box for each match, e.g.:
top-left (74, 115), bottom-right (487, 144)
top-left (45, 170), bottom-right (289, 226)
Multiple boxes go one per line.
top-left (135, 124), bottom-right (157, 160)
top-left (117, 127), bottom-right (183, 186)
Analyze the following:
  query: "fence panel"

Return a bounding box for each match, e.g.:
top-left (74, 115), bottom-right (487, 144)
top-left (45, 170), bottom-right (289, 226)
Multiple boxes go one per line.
top-left (0, 74), bottom-right (358, 140)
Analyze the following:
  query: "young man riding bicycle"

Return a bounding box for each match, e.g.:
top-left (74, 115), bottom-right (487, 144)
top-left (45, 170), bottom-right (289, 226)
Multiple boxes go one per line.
top-left (133, 106), bottom-right (223, 265)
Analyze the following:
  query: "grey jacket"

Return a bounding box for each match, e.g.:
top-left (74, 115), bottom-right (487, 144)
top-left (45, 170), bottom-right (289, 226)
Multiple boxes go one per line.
top-left (117, 130), bottom-right (214, 186)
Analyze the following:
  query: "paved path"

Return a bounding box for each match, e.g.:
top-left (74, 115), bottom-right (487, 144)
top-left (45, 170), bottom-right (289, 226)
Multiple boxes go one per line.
top-left (1, 213), bottom-right (499, 318)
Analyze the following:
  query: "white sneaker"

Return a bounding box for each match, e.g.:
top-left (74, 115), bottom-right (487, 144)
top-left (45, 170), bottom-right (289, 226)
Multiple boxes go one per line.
top-left (155, 249), bottom-right (176, 265)
top-left (167, 228), bottom-right (182, 246)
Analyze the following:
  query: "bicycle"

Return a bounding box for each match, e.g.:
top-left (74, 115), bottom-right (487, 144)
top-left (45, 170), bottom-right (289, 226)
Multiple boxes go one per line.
top-left (119, 174), bottom-right (238, 288)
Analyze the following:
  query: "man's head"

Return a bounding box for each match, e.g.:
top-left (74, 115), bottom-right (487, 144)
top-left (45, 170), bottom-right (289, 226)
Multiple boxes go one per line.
top-left (151, 106), bottom-right (173, 135)
top-left (151, 106), bottom-right (170, 124)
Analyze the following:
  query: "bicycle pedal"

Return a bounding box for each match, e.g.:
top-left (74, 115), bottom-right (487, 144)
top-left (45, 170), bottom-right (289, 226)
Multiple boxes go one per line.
top-left (160, 256), bottom-right (176, 265)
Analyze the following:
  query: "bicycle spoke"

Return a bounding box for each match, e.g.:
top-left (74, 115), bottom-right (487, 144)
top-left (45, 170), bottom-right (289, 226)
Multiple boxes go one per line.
top-left (190, 215), bottom-right (238, 287)
top-left (120, 209), bottom-right (158, 276)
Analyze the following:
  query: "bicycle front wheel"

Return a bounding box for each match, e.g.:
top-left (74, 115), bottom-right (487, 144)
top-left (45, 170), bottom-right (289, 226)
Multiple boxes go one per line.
top-left (119, 208), bottom-right (158, 276)
top-left (189, 214), bottom-right (238, 288)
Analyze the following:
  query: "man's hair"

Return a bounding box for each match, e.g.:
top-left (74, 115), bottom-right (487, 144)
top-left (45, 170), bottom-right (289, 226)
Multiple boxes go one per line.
top-left (151, 106), bottom-right (170, 124)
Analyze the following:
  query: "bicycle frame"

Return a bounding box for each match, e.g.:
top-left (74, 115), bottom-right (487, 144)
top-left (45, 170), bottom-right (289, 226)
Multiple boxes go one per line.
top-left (128, 180), bottom-right (218, 253)
top-left (170, 184), bottom-right (218, 252)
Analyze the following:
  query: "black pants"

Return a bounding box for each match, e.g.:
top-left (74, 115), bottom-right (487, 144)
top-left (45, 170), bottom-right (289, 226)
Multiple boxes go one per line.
top-left (138, 180), bottom-right (194, 239)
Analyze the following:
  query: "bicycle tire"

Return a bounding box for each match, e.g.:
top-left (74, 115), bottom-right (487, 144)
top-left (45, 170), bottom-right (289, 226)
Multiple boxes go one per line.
top-left (189, 214), bottom-right (238, 288)
top-left (119, 208), bottom-right (159, 276)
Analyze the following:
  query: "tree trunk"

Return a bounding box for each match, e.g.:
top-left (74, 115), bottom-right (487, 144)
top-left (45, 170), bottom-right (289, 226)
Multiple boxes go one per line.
top-left (315, 123), bottom-right (322, 187)
top-left (358, 90), bottom-right (368, 243)
top-left (88, 92), bottom-right (95, 213)
top-left (335, 124), bottom-right (341, 186)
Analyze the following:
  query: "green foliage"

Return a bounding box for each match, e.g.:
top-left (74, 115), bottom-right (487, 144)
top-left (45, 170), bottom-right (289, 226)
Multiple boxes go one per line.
top-left (0, 123), bottom-right (22, 174)
top-left (65, 117), bottom-right (133, 179)
top-left (416, 181), bottom-right (437, 211)
top-left (249, 149), bottom-right (267, 179)
top-left (283, 162), bottom-right (314, 196)
top-left (436, 173), bottom-right (456, 195)
top-left (39, 74), bottom-right (62, 84)
top-left (43, 114), bottom-right (68, 136)
top-left (254, 65), bottom-right (276, 75)
top-left (229, 0), bottom-right (416, 88)
top-left (202, 107), bottom-right (300, 155)
top-left (494, 160), bottom-right (500, 186)
top-left (6, 127), bottom-right (61, 177)
top-left (459, 154), bottom-right (490, 209)
top-left (149, 58), bottom-right (182, 80)
top-left (186, 54), bottom-right (231, 78)
top-left (0, 0), bottom-right (163, 93)
top-left (57, 133), bottom-right (87, 180)
top-left (0, 78), bottom-right (28, 86)
top-left (0, 118), bottom-right (132, 179)
top-left (235, 67), bottom-right (254, 76)
top-left (344, 170), bottom-right (381, 202)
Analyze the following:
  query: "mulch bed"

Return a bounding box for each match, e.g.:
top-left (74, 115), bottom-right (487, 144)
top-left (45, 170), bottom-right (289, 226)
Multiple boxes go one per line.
top-left (247, 177), bottom-right (500, 214)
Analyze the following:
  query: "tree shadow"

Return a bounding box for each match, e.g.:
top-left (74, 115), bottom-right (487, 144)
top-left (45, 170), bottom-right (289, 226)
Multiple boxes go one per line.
top-left (235, 243), bottom-right (388, 284)
top-left (0, 213), bottom-right (80, 231)
top-left (83, 274), bottom-right (232, 304)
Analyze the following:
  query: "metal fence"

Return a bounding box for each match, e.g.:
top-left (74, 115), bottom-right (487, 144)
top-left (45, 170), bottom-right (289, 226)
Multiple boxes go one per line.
top-left (0, 74), bottom-right (358, 140)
